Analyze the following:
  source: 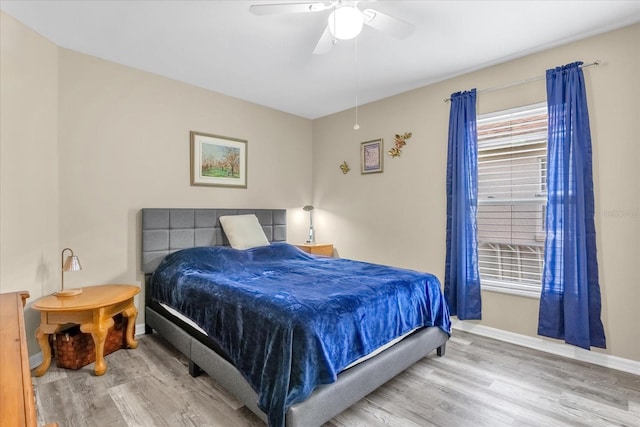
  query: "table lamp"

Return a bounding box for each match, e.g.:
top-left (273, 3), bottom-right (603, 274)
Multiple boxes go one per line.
top-left (54, 247), bottom-right (83, 296)
top-left (302, 205), bottom-right (315, 244)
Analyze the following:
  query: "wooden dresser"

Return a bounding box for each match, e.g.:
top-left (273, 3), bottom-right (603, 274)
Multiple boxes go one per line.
top-left (0, 291), bottom-right (57, 427)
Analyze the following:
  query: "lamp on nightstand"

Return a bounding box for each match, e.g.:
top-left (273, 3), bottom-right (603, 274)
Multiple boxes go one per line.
top-left (54, 247), bottom-right (83, 296)
top-left (302, 205), bottom-right (315, 244)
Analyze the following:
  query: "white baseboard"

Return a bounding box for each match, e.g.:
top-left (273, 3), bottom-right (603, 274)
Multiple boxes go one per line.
top-left (29, 322), bottom-right (148, 370)
top-left (136, 322), bottom-right (146, 337)
top-left (452, 320), bottom-right (640, 376)
top-left (30, 353), bottom-right (43, 370)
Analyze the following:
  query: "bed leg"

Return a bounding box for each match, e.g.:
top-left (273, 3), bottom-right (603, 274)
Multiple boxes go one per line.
top-left (144, 324), bottom-right (154, 335)
top-left (189, 360), bottom-right (203, 377)
top-left (436, 343), bottom-right (446, 357)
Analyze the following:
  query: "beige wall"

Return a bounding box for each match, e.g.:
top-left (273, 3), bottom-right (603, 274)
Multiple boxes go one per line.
top-left (0, 11), bottom-right (313, 355)
top-left (312, 24), bottom-right (640, 362)
top-left (57, 48), bottom-right (313, 291)
top-left (0, 12), bottom-right (60, 350)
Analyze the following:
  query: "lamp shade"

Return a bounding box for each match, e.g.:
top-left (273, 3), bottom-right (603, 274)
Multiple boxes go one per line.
top-left (63, 255), bottom-right (82, 272)
top-left (302, 205), bottom-right (314, 212)
top-left (328, 6), bottom-right (364, 40)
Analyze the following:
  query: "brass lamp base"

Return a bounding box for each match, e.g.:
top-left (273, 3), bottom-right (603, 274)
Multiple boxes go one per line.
top-left (53, 288), bottom-right (83, 297)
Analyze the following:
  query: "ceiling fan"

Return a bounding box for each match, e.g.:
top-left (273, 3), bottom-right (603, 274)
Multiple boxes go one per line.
top-left (249, 1), bottom-right (414, 54)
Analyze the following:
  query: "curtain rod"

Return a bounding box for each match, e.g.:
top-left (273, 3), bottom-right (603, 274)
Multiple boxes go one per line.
top-left (443, 60), bottom-right (601, 103)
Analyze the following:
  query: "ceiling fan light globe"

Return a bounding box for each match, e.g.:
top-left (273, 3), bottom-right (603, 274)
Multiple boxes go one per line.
top-left (328, 6), bottom-right (364, 40)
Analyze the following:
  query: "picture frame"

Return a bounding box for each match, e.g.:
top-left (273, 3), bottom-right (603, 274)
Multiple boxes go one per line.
top-left (360, 139), bottom-right (384, 174)
top-left (190, 131), bottom-right (247, 188)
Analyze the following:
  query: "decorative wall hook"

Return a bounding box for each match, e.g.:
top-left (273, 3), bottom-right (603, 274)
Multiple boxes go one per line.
top-left (388, 132), bottom-right (412, 158)
top-left (340, 161), bottom-right (351, 174)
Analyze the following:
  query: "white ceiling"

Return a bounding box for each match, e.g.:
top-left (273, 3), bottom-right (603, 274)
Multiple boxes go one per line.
top-left (1, 1), bottom-right (639, 119)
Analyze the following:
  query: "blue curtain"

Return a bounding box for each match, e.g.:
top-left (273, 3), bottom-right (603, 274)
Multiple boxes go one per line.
top-left (538, 62), bottom-right (606, 350)
top-left (444, 89), bottom-right (482, 320)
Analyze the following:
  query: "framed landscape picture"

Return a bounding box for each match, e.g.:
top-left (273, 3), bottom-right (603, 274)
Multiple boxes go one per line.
top-left (190, 131), bottom-right (247, 188)
top-left (360, 139), bottom-right (383, 174)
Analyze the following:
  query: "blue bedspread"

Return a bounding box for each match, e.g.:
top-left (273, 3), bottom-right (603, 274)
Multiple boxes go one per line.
top-left (151, 243), bottom-right (450, 427)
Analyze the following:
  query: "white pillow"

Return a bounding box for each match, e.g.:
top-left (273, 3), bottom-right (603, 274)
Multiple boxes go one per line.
top-left (219, 214), bottom-right (270, 250)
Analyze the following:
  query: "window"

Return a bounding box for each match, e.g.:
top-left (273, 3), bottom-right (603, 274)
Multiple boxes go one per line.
top-left (477, 103), bottom-right (547, 298)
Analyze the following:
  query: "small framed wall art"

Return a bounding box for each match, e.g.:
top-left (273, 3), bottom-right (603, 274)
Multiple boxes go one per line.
top-left (190, 131), bottom-right (247, 188)
top-left (360, 139), bottom-right (383, 174)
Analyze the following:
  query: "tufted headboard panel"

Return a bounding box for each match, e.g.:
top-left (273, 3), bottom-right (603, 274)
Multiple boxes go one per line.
top-left (141, 208), bottom-right (287, 274)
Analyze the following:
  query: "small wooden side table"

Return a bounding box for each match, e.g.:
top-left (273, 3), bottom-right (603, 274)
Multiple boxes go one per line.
top-left (32, 284), bottom-right (140, 377)
top-left (295, 243), bottom-right (334, 257)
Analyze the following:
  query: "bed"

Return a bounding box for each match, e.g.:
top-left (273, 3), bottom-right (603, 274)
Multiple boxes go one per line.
top-left (141, 208), bottom-right (450, 427)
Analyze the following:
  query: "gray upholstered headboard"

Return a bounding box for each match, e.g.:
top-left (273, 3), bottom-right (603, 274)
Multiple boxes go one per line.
top-left (141, 208), bottom-right (287, 274)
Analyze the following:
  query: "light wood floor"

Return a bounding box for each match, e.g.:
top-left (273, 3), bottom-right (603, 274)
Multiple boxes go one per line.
top-left (33, 330), bottom-right (640, 427)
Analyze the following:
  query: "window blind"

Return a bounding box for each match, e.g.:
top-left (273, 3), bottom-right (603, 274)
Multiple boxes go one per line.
top-left (477, 103), bottom-right (547, 297)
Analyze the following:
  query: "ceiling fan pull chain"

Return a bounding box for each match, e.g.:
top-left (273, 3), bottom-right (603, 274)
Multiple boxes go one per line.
top-left (354, 37), bottom-right (360, 130)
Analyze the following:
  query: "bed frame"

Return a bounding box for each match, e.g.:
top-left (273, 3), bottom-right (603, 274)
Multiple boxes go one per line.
top-left (141, 208), bottom-right (448, 426)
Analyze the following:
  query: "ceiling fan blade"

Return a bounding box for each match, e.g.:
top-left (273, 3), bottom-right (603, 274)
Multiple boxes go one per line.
top-left (362, 8), bottom-right (414, 39)
top-left (313, 26), bottom-right (335, 55)
top-left (249, 2), bottom-right (334, 16)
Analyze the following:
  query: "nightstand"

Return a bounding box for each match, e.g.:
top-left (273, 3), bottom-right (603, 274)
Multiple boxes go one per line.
top-left (32, 284), bottom-right (140, 376)
top-left (295, 243), bottom-right (334, 257)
